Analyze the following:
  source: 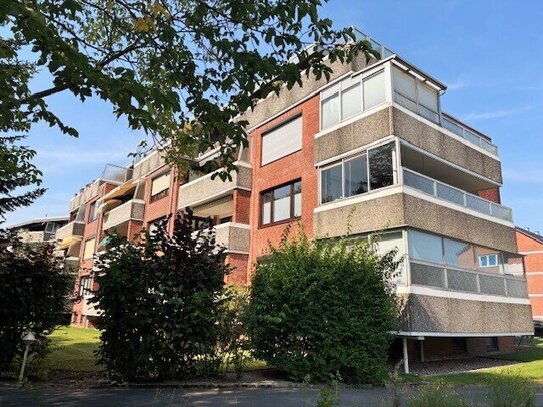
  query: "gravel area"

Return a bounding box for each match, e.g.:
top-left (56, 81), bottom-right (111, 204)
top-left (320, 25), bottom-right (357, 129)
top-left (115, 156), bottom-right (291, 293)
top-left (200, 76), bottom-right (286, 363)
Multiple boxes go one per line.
top-left (409, 356), bottom-right (518, 376)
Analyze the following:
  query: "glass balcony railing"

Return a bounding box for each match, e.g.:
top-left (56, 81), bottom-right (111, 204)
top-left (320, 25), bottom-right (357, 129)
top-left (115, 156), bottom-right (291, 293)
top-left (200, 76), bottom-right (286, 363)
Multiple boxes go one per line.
top-left (441, 114), bottom-right (498, 156)
top-left (410, 261), bottom-right (527, 298)
top-left (403, 168), bottom-right (513, 222)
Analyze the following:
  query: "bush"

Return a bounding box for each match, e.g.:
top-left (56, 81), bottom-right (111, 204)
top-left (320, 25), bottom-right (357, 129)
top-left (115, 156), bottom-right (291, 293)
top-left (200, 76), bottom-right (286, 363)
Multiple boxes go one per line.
top-left (0, 230), bottom-right (73, 372)
top-left (406, 385), bottom-right (470, 407)
top-left (243, 226), bottom-right (401, 384)
top-left (487, 371), bottom-right (535, 407)
top-left (92, 211), bottom-right (236, 381)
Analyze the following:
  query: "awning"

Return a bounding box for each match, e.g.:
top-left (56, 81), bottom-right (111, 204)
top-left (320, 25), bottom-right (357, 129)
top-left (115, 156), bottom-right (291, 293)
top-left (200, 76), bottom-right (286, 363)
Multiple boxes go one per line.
top-left (58, 235), bottom-right (82, 250)
top-left (98, 199), bottom-right (122, 214)
top-left (100, 181), bottom-right (136, 203)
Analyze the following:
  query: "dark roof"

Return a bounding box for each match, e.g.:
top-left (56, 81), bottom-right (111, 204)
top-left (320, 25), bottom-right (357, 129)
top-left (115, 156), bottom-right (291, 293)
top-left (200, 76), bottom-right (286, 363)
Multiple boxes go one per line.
top-left (516, 226), bottom-right (543, 244)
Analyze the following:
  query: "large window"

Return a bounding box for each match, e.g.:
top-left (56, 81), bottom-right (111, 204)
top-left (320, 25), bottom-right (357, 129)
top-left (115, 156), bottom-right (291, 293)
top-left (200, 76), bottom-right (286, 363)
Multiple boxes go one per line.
top-left (78, 276), bottom-right (92, 296)
top-left (150, 171), bottom-right (170, 202)
top-left (392, 67), bottom-right (439, 123)
top-left (261, 116), bottom-right (302, 165)
top-left (320, 142), bottom-right (395, 204)
top-left (88, 201), bottom-right (98, 222)
top-left (321, 70), bottom-right (386, 131)
top-left (261, 180), bottom-right (302, 226)
top-left (407, 229), bottom-right (522, 275)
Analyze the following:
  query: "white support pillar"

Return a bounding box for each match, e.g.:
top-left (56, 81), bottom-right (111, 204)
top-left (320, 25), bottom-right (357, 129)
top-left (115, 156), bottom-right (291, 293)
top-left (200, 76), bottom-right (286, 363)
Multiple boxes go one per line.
top-left (402, 337), bottom-right (409, 374)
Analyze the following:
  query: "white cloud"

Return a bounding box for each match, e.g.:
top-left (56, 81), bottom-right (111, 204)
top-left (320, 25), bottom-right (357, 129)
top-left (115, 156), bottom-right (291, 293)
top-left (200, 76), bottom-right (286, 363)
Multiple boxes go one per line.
top-left (446, 78), bottom-right (467, 91)
top-left (462, 105), bottom-right (537, 121)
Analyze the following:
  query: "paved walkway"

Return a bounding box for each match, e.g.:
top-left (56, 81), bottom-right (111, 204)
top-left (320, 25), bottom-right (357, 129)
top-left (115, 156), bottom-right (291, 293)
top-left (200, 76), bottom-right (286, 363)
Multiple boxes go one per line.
top-left (2, 385), bottom-right (543, 406)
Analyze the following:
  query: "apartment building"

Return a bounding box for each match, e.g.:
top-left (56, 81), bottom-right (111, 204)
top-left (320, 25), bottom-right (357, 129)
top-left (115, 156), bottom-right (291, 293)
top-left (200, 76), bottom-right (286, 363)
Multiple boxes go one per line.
top-left (58, 33), bottom-right (532, 366)
top-left (8, 216), bottom-right (68, 245)
top-left (516, 227), bottom-right (543, 323)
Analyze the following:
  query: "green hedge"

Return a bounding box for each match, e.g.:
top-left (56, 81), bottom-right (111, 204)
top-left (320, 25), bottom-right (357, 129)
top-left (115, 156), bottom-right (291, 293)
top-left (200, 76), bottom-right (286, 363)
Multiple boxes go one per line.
top-left (244, 229), bottom-right (401, 384)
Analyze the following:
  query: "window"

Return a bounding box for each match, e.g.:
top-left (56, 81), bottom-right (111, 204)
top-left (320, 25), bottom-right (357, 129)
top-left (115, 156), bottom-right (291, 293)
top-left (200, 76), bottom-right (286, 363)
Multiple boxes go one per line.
top-left (88, 201), bottom-right (98, 222)
top-left (451, 337), bottom-right (467, 354)
top-left (83, 238), bottom-right (95, 260)
top-left (321, 70), bottom-right (386, 131)
top-left (408, 229), bottom-right (443, 264)
top-left (479, 254), bottom-right (499, 268)
top-left (486, 337), bottom-right (499, 352)
top-left (319, 141), bottom-right (395, 204)
top-left (261, 116), bottom-right (302, 165)
top-left (443, 238), bottom-right (476, 270)
top-left (78, 276), bottom-right (92, 296)
top-left (261, 180), bottom-right (302, 226)
top-left (150, 171), bottom-right (170, 202)
top-left (392, 67), bottom-right (439, 123)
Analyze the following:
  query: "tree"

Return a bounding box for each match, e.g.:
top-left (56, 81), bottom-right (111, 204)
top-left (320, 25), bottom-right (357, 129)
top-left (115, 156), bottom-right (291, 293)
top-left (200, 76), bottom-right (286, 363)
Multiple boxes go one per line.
top-left (92, 212), bottom-right (234, 381)
top-left (0, 136), bottom-right (45, 221)
top-left (1, 0), bottom-right (379, 177)
top-left (243, 227), bottom-right (401, 384)
top-left (0, 229), bottom-right (73, 372)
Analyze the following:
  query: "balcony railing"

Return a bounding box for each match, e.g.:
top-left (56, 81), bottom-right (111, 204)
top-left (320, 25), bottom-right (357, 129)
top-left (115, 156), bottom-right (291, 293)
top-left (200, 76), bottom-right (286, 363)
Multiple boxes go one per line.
top-left (410, 261), bottom-right (528, 299)
top-left (55, 220), bottom-right (85, 241)
top-left (102, 199), bottom-right (145, 230)
top-left (442, 114), bottom-right (498, 156)
top-left (403, 168), bottom-right (513, 223)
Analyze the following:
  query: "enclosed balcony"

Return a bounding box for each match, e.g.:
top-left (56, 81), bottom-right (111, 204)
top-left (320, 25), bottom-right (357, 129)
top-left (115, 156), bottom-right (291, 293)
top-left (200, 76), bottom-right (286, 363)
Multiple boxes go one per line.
top-left (178, 164), bottom-right (252, 209)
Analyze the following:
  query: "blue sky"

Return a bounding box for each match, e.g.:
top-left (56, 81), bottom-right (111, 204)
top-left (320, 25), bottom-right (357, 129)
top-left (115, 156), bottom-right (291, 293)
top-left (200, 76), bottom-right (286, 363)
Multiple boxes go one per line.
top-left (5, 0), bottom-right (543, 232)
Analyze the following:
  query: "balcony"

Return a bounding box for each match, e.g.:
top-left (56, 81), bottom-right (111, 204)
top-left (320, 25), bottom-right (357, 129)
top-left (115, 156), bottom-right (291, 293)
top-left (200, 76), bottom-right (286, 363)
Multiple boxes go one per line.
top-left (56, 221), bottom-right (85, 242)
top-left (410, 261), bottom-right (528, 299)
top-left (403, 168), bottom-right (512, 223)
top-left (102, 199), bottom-right (145, 231)
top-left (82, 294), bottom-right (101, 317)
top-left (178, 165), bottom-right (252, 209)
top-left (214, 222), bottom-right (250, 254)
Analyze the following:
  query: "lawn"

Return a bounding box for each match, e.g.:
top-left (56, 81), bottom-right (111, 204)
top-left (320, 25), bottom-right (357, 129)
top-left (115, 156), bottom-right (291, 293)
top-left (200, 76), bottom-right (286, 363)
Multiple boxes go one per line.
top-left (36, 326), bottom-right (103, 373)
top-left (409, 338), bottom-right (543, 385)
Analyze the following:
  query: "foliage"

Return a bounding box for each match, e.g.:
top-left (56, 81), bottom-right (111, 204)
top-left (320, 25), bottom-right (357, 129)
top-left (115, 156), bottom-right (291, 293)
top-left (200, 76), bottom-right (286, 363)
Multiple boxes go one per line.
top-left (316, 379), bottom-right (339, 407)
top-left (92, 211), bottom-right (235, 381)
top-left (0, 0), bottom-right (380, 177)
top-left (243, 226), bottom-right (401, 384)
top-left (0, 229), bottom-right (73, 372)
top-left (0, 135), bottom-right (45, 220)
top-left (406, 384), bottom-right (471, 407)
top-left (487, 371), bottom-right (535, 407)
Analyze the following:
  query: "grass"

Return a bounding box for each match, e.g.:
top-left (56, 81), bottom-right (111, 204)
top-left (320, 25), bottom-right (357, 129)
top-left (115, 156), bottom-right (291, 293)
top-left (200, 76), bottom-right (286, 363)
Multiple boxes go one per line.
top-left (406, 337), bottom-right (543, 385)
top-left (36, 326), bottom-right (103, 373)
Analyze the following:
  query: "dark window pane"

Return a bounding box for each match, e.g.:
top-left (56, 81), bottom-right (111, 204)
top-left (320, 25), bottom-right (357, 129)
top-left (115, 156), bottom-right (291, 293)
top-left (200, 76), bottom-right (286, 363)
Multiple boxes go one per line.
top-left (321, 164), bottom-right (342, 203)
top-left (344, 155), bottom-right (368, 197)
top-left (369, 142), bottom-right (394, 190)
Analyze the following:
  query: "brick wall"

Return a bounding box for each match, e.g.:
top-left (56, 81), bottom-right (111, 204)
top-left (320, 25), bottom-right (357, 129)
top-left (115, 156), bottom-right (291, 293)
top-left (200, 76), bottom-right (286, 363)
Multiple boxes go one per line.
top-left (248, 96), bottom-right (319, 272)
top-left (477, 188), bottom-right (501, 203)
top-left (517, 229), bottom-right (543, 319)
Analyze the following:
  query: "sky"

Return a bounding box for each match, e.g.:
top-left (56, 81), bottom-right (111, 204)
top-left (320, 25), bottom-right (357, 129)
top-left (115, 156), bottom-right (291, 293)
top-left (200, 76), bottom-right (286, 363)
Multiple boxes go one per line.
top-left (4, 0), bottom-right (543, 232)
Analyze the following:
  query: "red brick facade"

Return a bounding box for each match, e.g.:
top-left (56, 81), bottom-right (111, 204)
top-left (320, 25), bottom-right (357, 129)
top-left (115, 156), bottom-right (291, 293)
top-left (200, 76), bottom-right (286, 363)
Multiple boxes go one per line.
top-left (516, 229), bottom-right (543, 319)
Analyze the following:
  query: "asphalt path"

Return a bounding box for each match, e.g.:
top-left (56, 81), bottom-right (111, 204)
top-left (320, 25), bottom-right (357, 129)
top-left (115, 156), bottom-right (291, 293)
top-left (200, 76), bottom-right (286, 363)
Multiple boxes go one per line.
top-left (1, 385), bottom-right (543, 406)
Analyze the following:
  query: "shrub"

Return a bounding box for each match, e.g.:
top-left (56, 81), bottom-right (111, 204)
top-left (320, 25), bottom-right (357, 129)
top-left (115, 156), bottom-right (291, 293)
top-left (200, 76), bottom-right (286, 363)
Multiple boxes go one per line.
top-left (92, 211), bottom-right (235, 381)
top-left (487, 371), bottom-right (535, 407)
top-left (243, 226), bottom-right (401, 384)
top-left (406, 385), bottom-right (470, 407)
top-left (0, 230), bottom-right (73, 372)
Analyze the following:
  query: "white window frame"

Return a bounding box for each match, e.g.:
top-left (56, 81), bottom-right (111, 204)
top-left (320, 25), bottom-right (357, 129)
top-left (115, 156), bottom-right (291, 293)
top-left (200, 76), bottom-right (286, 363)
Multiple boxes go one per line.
top-left (478, 253), bottom-right (499, 268)
top-left (319, 140), bottom-right (399, 205)
top-left (320, 66), bottom-right (389, 131)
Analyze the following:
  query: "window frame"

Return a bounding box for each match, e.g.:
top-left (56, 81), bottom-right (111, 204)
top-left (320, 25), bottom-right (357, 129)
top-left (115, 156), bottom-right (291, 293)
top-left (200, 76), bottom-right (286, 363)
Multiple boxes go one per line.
top-left (260, 179), bottom-right (302, 228)
top-left (319, 140), bottom-right (397, 205)
top-left (88, 201), bottom-right (98, 222)
top-left (150, 171), bottom-right (171, 203)
top-left (478, 253), bottom-right (499, 268)
top-left (320, 68), bottom-right (387, 131)
top-left (83, 237), bottom-right (96, 260)
top-left (78, 276), bottom-right (92, 297)
top-left (260, 114), bottom-right (303, 166)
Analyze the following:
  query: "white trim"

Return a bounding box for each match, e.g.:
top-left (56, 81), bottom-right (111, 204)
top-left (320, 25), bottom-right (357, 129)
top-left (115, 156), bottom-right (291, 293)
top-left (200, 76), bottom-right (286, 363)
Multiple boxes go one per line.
top-left (396, 331), bottom-right (533, 338)
top-left (314, 185), bottom-right (402, 213)
top-left (525, 271), bottom-right (543, 275)
top-left (225, 250), bottom-right (250, 256)
top-left (529, 294), bottom-right (543, 298)
top-left (395, 285), bottom-right (530, 305)
top-left (519, 250), bottom-right (543, 255)
top-left (393, 103), bottom-right (499, 159)
top-left (532, 315), bottom-right (543, 319)
top-left (403, 187), bottom-right (514, 227)
top-left (214, 222), bottom-right (251, 231)
top-left (400, 139), bottom-right (501, 187)
top-left (315, 135), bottom-right (397, 167)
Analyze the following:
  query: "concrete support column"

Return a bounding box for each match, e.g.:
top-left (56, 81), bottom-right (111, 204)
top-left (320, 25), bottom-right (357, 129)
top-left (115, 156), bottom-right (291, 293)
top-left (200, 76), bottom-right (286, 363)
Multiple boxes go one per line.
top-left (402, 338), bottom-right (409, 374)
